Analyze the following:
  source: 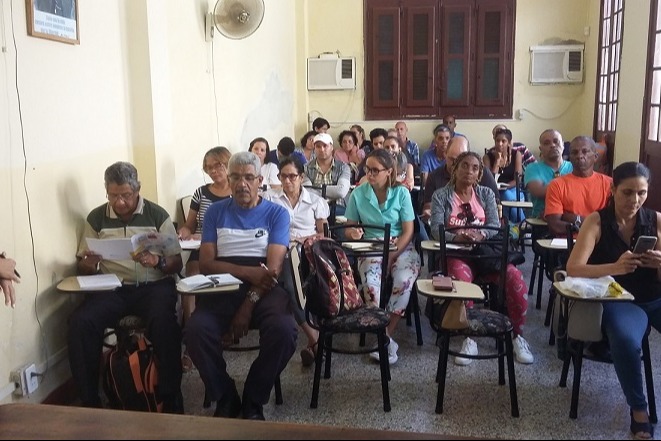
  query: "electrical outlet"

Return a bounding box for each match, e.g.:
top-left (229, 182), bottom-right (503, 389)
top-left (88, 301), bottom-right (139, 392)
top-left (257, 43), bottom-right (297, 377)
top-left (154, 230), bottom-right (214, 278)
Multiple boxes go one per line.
top-left (25, 364), bottom-right (38, 394)
top-left (10, 368), bottom-right (27, 396)
top-left (10, 364), bottom-right (38, 396)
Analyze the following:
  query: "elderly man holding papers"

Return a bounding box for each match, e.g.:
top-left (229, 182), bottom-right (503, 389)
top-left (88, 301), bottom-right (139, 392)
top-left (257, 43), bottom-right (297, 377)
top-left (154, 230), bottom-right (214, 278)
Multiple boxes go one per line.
top-left (68, 161), bottom-right (184, 413)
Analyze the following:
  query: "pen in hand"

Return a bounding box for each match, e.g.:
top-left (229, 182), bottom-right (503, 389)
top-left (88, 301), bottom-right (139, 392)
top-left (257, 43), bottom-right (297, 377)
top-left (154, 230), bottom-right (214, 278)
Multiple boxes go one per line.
top-left (0, 252), bottom-right (20, 278)
top-left (260, 262), bottom-right (279, 285)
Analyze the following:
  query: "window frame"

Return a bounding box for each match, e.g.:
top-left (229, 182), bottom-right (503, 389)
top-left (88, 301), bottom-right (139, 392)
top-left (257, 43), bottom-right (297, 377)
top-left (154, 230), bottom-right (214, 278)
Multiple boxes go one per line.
top-left (593, 0), bottom-right (624, 176)
top-left (364, 0), bottom-right (515, 120)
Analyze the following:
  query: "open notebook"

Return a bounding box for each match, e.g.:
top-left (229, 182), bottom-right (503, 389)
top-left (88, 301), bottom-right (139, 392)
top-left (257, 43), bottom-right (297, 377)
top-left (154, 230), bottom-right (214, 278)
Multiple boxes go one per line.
top-left (177, 273), bottom-right (243, 292)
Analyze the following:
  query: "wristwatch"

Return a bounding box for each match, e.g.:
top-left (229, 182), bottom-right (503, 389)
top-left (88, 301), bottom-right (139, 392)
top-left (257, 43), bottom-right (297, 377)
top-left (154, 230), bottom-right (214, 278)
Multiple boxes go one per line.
top-left (154, 256), bottom-right (167, 271)
top-left (246, 290), bottom-right (261, 304)
top-left (574, 215), bottom-right (582, 229)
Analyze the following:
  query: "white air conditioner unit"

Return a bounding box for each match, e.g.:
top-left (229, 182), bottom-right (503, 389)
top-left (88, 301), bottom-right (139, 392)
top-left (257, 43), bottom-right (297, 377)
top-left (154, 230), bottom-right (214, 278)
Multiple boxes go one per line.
top-left (307, 56), bottom-right (356, 90)
top-left (530, 44), bottom-right (584, 84)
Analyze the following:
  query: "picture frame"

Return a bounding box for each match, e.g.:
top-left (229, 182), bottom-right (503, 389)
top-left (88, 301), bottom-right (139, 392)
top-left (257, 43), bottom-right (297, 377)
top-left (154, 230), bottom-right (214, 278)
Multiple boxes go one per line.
top-left (25, 0), bottom-right (79, 45)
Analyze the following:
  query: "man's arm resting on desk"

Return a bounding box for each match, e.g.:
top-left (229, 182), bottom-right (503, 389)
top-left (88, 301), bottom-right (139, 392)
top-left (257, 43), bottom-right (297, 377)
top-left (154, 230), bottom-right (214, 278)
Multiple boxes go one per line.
top-left (199, 243), bottom-right (287, 293)
top-left (545, 213), bottom-right (579, 237)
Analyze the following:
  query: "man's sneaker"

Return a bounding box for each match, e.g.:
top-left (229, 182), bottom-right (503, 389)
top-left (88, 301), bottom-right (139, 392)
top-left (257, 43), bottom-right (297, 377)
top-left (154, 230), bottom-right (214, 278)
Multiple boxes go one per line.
top-left (369, 337), bottom-right (399, 365)
top-left (513, 335), bottom-right (534, 364)
top-left (454, 337), bottom-right (478, 366)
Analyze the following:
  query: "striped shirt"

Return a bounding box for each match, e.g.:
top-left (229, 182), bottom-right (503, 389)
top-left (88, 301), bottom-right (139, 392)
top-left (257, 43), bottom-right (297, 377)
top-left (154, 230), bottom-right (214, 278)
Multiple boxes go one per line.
top-left (190, 185), bottom-right (231, 235)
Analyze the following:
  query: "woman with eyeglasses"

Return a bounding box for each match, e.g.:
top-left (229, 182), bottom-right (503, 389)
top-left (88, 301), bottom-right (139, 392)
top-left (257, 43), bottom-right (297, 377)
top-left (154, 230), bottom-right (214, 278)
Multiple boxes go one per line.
top-left (249, 137), bottom-right (281, 191)
top-left (264, 157), bottom-right (329, 367)
top-left (430, 151), bottom-right (533, 365)
top-left (566, 162), bottom-right (660, 440)
top-left (483, 128), bottom-right (525, 221)
top-left (177, 146), bottom-right (232, 371)
top-left (344, 149), bottom-right (420, 365)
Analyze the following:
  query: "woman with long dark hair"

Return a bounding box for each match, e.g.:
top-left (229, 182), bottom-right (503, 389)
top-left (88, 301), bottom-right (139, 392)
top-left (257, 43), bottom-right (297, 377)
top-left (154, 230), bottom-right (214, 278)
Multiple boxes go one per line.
top-left (567, 162), bottom-right (661, 440)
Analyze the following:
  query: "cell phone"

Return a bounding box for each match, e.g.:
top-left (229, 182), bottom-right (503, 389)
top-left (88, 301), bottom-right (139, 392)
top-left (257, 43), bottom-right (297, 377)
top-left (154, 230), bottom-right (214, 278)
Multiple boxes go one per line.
top-left (633, 235), bottom-right (658, 254)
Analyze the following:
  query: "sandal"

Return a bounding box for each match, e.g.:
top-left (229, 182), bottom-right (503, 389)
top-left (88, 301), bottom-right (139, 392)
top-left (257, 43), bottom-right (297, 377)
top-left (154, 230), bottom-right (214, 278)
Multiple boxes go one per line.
top-left (182, 352), bottom-right (194, 373)
top-left (630, 411), bottom-right (654, 440)
top-left (300, 342), bottom-right (318, 367)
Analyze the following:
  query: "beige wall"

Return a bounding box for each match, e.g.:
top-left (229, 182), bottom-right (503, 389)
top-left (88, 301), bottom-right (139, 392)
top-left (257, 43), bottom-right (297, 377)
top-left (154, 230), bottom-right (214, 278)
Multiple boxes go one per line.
top-left (0, 0), bottom-right (652, 402)
top-left (305, 0), bottom-right (600, 156)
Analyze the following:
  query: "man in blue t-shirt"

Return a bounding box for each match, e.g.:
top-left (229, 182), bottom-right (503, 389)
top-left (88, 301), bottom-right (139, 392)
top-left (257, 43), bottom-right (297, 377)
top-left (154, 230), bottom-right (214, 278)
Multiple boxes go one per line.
top-left (420, 124), bottom-right (451, 187)
top-left (185, 151), bottom-right (295, 421)
top-left (524, 129), bottom-right (573, 218)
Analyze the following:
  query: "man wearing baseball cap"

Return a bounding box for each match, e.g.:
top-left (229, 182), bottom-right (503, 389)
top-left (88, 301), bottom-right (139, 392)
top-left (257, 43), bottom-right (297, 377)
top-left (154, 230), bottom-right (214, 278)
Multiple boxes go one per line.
top-left (302, 133), bottom-right (351, 216)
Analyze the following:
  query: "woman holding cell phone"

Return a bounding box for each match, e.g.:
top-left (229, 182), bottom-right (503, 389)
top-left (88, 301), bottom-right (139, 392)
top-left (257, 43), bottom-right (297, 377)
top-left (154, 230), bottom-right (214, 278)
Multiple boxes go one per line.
top-left (566, 162), bottom-right (661, 440)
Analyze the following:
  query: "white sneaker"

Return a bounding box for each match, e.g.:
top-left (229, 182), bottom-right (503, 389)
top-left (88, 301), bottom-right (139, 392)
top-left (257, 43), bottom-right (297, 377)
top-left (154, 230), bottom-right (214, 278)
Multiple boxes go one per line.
top-left (387, 338), bottom-right (399, 365)
top-left (513, 336), bottom-right (534, 364)
top-left (369, 337), bottom-right (399, 365)
top-left (454, 337), bottom-right (478, 366)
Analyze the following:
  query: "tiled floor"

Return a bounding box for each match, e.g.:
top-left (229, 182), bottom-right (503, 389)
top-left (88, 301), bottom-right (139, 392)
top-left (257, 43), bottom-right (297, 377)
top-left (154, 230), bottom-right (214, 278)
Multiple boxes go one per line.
top-left (180, 244), bottom-right (659, 440)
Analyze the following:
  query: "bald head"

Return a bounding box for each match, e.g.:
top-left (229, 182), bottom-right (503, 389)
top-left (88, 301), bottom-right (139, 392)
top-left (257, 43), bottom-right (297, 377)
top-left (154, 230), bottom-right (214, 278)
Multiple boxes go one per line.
top-left (445, 136), bottom-right (470, 171)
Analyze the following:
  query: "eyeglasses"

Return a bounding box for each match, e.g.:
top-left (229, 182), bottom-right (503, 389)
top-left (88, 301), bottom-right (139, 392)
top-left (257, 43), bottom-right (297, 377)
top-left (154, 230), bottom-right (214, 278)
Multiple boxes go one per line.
top-left (553, 170), bottom-right (560, 178)
top-left (364, 166), bottom-right (388, 176)
top-left (457, 202), bottom-right (476, 224)
top-left (205, 163), bottom-right (227, 174)
top-left (106, 192), bottom-right (135, 202)
top-left (228, 174), bottom-right (259, 184)
top-left (278, 173), bottom-right (300, 181)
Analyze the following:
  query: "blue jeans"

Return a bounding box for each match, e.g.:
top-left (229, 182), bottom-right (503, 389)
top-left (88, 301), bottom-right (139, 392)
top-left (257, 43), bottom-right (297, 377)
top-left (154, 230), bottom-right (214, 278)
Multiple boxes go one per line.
top-left (602, 297), bottom-right (661, 411)
top-left (499, 187), bottom-right (526, 222)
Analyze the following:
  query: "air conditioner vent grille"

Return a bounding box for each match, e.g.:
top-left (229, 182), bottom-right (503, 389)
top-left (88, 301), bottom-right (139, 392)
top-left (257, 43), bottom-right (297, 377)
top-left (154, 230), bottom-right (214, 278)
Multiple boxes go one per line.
top-left (341, 59), bottom-right (353, 80)
top-left (568, 51), bottom-right (582, 72)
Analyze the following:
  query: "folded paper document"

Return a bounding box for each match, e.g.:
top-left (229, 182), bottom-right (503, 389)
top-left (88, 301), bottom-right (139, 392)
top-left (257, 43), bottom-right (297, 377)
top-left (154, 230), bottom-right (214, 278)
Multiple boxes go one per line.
top-left (86, 233), bottom-right (180, 260)
top-left (76, 274), bottom-right (122, 290)
top-left (177, 273), bottom-right (243, 292)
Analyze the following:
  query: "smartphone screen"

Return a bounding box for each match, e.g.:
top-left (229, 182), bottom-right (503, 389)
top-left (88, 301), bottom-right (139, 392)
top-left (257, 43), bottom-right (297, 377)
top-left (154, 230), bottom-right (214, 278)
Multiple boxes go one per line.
top-left (633, 235), bottom-right (657, 254)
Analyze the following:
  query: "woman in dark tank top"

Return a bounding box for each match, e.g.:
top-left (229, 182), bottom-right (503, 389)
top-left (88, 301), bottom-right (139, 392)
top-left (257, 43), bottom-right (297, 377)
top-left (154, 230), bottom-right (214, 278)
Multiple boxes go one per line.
top-left (566, 162), bottom-right (661, 440)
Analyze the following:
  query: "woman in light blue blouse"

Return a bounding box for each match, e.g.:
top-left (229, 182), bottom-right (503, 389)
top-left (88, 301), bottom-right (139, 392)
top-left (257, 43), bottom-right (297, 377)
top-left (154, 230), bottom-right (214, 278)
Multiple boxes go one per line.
top-left (344, 149), bottom-right (420, 365)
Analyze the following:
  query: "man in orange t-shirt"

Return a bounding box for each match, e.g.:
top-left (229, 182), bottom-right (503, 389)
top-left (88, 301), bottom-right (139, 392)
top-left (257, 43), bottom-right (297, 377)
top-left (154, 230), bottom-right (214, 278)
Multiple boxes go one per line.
top-left (544, 136), bottom-right (612, 236)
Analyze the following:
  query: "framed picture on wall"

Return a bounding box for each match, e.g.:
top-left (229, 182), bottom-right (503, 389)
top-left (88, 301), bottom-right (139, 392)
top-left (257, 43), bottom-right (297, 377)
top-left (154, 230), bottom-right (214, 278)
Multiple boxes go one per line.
top-left (25, 0), bottom-right (79, 45)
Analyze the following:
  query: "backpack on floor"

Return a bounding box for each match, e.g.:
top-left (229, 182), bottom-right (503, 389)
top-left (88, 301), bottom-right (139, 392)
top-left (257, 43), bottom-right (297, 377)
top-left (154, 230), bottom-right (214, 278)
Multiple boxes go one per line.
top-left (102, 325), bottom-right (162, 413)
top-left (301, 236), bottom-right (363, 319)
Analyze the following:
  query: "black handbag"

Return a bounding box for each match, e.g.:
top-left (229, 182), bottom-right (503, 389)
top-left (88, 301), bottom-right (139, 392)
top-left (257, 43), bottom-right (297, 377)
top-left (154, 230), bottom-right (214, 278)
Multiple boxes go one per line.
top-left (470, 232), bottom-right (523, 273)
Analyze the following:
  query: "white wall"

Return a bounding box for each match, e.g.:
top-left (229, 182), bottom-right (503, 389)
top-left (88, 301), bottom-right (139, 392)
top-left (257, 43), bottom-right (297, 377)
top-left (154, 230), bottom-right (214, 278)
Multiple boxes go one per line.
top-left (0, 0), bottom-right (298, 403)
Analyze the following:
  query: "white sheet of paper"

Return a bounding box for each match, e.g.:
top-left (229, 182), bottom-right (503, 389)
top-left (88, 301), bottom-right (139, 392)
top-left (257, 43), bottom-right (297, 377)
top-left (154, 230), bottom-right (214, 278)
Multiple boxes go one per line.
top-left (179, 239), bottom-right (201, 250)
top-left (550, 238), bottom-right (572, 247)
top-left (86, 238), bottom-right (133, 260)
top-left (76, 274), bottom-right (122, 290)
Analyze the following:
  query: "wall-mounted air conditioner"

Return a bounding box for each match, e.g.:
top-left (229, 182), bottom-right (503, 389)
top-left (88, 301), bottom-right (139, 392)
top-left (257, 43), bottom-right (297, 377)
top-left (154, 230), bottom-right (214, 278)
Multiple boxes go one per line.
top-left (530, 44), bottom-right (584, 84)
top-left (307, 55), bottom-right (356, 90)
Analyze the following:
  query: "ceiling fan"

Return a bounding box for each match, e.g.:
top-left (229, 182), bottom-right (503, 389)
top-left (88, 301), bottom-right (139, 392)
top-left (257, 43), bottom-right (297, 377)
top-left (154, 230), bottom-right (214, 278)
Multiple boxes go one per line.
top-left (205, 0), bottom-right (265, 41)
